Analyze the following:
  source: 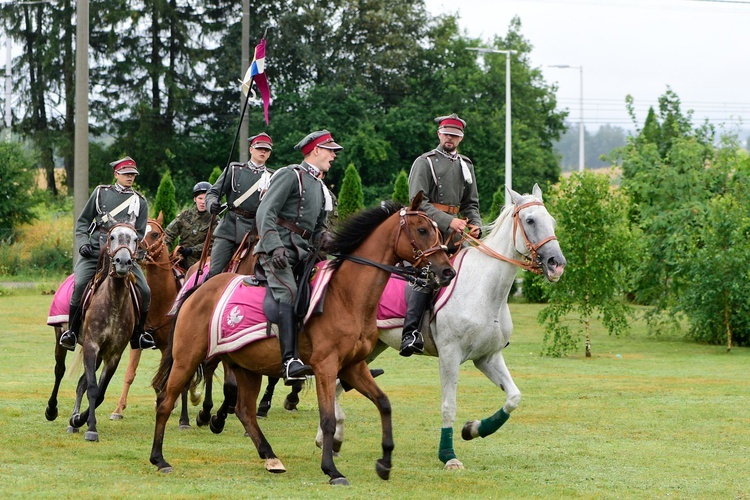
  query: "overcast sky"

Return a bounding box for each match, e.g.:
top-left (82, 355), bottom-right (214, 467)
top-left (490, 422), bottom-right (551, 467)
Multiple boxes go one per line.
top-left (423, 0), bottom-right (750, 134)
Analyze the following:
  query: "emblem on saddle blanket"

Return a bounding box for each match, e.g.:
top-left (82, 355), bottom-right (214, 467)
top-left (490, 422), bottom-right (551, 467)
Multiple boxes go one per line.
top-left (47, 273), bottom-right (76, 327)
top-left (375, 249), bottom-right (467, 329)
top-left (207, 261), bottom-right (336, 358)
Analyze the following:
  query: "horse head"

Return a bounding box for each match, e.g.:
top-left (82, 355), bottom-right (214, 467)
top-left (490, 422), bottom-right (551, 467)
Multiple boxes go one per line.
top-left (142, 216), bottom-right (168, 262)
top-left (508, 184), bottom-right (566, 282)
top-left (397, 192), bottom-right (456, 287)
top-left (107, 223), bottom-right (138, 277)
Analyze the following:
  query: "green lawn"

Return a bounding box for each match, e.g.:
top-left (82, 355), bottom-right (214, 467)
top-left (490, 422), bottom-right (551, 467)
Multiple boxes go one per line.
top-left (1, 289), bottom-right (749, 498)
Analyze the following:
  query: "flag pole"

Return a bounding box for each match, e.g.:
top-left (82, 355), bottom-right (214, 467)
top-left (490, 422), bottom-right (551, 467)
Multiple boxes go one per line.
top-left (196, 32), bottom-right (268, 280)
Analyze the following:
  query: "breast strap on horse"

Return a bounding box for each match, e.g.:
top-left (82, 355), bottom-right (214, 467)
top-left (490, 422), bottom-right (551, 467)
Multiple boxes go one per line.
top-left (276, 216), bottom-right (312, 240)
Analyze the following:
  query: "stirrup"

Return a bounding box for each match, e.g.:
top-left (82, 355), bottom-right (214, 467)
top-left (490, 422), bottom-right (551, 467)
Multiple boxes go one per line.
top-left (59, 330), bottom-right (77, 352)
top-left (282, 359), bottom-right (312, 386)
top-left (400, 330), bottom-right (424, 357)
top-left (131, 332), bottom-right (156, 350)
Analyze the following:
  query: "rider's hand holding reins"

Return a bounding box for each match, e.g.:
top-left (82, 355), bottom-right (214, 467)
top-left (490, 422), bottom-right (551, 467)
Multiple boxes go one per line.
top-left (271, 247), bottom-right (289, 269)
top-left (79, 244), bottom-right (95, 258)
top-left (209, 201), bottom-right (223, 215)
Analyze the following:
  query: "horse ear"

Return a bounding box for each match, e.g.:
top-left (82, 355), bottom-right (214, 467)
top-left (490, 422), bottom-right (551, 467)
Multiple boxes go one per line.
top-left (532, 183), bottom-right (543, 200)
top-left (507, 187), bottom-right (521, 206)
top-left (157, 211), bottom-right (164, 225)
top-left (410, 191), bottom-right (424, 211)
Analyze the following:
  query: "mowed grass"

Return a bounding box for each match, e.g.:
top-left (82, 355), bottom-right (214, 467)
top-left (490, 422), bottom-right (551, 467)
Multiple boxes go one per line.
top-left (1, 289), bottom-right (750, 498)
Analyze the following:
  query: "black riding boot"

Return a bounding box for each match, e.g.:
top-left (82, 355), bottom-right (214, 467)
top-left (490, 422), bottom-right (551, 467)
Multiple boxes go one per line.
top-left (130, 308), bottom-right (156, 350)
top-left (278, 302), bottom-right (313, 385)
top-left (59, 305), bottom-right (82, 352)
top-left (400, 289), bottom-right (432, 357)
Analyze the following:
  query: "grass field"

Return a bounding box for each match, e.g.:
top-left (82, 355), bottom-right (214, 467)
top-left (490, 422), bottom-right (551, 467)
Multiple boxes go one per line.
top-left (1, 288), bottom-right (749, 498)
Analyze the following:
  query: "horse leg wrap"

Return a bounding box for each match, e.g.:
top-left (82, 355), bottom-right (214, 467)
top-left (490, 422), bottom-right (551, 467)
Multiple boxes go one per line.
top-left (478, 408), bottom-right (510, 438)
top-left (438, 427), bottom-right (457, 463)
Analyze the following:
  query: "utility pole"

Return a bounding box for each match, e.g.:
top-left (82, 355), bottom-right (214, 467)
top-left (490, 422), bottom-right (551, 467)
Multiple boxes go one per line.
top-left (73, 0), bottom-right (89, 264)
top-left (239, 0), bottom-right (249, 163)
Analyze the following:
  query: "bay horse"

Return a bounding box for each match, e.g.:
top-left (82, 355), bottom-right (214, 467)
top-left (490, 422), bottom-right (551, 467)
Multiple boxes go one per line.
top-left (149, 193), bottom-right (456, 485)
top-left (325, 185), bottom-right (567, 470)
top-left (68, 221), bottom-right (141, 441)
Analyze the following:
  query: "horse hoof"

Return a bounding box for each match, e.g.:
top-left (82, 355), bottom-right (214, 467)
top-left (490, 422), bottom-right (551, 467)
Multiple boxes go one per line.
top-left (333, 439), bottom-right (343, 454)
top-left (265, 458), bottom-right (286, 473)
top-left (190, 391), bottom-right (202, 406)
top-left (375, 459), bottom-right (391, 480)
top-left (196, 410), bottom-right (210, 427)
top-left (110, 413), bottom-right (123, 421)
top-left (45, 406), bottom-right (58, 421)
top-left (461, 420), bottom-right (480, 441)
top-left (209, 416), bottom-right (225, 434)
top-left (158, 466), bottom-right (173, 474)
top-left (329, 477), bottom-right (349, 486)
top-left (444, 458), bottom-right (464, 470)
top-left (66, 426), bottom-right (79, 434)
top-left (84, 431), bottom-right (99, 442)
top-left (178, 424), bottom-right (192, 431)
top-left (257, 412), bottom-right (268, 419)
top-left (69, 414), bottom-right (82, 428)
top-left (283, 398), bottom-right (298, 412)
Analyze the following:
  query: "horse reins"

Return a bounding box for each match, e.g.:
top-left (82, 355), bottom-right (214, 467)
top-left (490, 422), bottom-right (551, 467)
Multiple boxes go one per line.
top-left (458, 200), bottom-right (557, 275)
top-left (139, 220), bottom-right (181, 270)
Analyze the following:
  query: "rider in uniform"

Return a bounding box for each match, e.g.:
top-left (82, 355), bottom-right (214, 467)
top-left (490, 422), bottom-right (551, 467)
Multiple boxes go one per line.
top-left (400, 113), bottom-right (482, 357)
top-left (254, 130), bottom-right (340, 385)
top-left (59, 156), bottom-right (156, 351)
top-left (205, 133), bottom-right (274, 278)
top-left (164, 181), bottom-right (215, 269)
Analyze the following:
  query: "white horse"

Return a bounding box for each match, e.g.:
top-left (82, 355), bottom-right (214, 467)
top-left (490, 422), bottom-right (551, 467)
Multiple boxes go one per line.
top-left (318, 184), bottom-right (566, 469)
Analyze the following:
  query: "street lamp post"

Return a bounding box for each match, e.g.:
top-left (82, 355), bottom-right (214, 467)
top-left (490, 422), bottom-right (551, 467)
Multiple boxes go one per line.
top-left (467, 47), bottom-right (515, 206)
top-left (549, 64), bottom-right (584, 171)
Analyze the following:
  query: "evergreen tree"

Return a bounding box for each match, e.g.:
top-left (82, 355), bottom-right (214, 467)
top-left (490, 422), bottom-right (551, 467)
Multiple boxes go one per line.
top-left (0, 141), bottom-right (37, 241)
top-left (337, 163), bottom-right (364, 220)
top-left (392, 170), bottom-right (409, 205)
top-left (152, 171), bottom-right (177, 225)
top-left (209, 166), bottom-right (222, 184)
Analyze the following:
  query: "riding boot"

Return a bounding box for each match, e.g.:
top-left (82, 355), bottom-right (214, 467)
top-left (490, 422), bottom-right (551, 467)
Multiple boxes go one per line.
top-left (130, 308), bottom-right (156, 350)
top-left (400, 289), bottom-right (432, 357)
top-left (59, 305), bottom-right (82, 352)
top-left (278, 302), bottom-right (313, 385)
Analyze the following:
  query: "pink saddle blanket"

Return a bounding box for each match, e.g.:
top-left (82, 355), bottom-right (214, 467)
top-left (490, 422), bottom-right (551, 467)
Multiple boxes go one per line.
top-left (168, 264), bottom-right (210, 316)
top-left (207, 261), bottom-right (335, 358)
top-left (47, 274), bottom-right (75, 327)
top-left (375, 249), bottom-right (468, 329)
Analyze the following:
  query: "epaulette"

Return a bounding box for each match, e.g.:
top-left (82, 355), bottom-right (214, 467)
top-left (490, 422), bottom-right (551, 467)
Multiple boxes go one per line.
top-left (458, 154), bottom-right (473, 164)
top-left (229, 161), bottom-right (245, 168)
top-left (133, 190), bottom-right (147, 201)
top-left (420, 150), bottom-right (439, 159)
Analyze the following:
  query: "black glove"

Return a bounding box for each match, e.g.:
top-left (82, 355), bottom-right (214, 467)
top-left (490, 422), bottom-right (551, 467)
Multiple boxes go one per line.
top-left (79, 244), bottom-right (95, 258)
top-left (319, 231), bottom-right (335, 252)
top-left (271, 247), bottom-right (289, 270)
top-left (177, 246), bottom-right (193, 257)
top-left (209, 202), bottom-right (223, 215)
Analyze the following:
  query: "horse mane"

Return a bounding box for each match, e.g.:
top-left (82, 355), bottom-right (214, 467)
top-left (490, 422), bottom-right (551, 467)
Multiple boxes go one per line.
top-left (328, 200), bottom-right (404, 266)
top-left (483, 203), bottom-right (516, 241)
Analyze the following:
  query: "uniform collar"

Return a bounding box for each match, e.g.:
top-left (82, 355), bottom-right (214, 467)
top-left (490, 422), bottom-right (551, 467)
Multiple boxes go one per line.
top-left (301, 161), bottom-right (322, 179)
top-left (435, 146), bottom-right (459, 161)
top-left (113, 183), bottom-right (134, 194)
top-left (247, 161), bottom-right (267, 172)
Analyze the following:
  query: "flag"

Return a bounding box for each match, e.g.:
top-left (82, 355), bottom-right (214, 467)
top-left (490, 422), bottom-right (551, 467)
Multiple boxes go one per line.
top-left (241, 38), bottom-right (271, 124)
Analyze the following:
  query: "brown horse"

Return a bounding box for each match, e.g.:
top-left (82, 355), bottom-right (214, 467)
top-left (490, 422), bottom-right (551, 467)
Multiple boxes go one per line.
top-left (110, 214), bottom-right (192, 424)
top-left (68, 222), bottom-right (140, 441)
top-left (150, 193), bottom-right (456, 485)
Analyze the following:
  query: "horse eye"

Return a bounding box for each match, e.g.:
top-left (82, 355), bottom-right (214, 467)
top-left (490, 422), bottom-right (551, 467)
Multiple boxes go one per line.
top-left (418, 227), bottom-right (428, 235)
top-left (526, 218), bottom-right (535, 225)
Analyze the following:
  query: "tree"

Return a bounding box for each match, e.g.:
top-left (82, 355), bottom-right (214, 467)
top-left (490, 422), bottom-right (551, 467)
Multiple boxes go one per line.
top-left (337, 164), bottom-right (365, 220)
top-left (152, 171), bottom-right (177, 225)
top-left (538, 171), bottom-right (637, 357)
top-left (0, 141), bottom-right (37, 241)
top-left (392, 170), bottom-right (409, 205)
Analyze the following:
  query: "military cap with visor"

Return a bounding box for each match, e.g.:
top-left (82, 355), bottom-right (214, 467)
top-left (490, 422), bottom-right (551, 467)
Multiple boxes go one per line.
top-left (295, 130), bottom-right (343, 156)
top-left (110, 156), bottom-right (139, 175)
top-left (249, 132), bottom-right (273, 150)
top-left (435, 113), bottom-right (466, 137)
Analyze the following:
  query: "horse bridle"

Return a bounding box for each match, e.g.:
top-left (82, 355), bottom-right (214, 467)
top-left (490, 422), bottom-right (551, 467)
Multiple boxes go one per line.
top-left (461, 200), bottom-right (557, 275)
top-left (106, 223), bottom-right (138, 276)
top-left (335, 208), bottom-right (447, 286)
top-left (396, 208), bottom-right (447, 268)
top-left (139, 220), bottom-right (179, 270)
